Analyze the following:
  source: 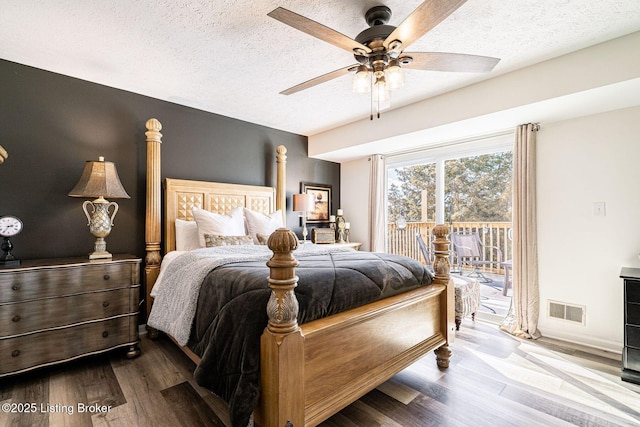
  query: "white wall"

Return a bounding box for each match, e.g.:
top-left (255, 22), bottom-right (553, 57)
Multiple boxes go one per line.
top-left (537, 106), bottom-right (640, 351)
top-left (340, 157), bottom-right (371, 250)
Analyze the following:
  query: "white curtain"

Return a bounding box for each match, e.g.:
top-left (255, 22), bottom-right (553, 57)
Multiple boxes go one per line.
top-left (368, 154), bottom-right (386, 252)
top-left (500, 123), bottom-right (541, 339)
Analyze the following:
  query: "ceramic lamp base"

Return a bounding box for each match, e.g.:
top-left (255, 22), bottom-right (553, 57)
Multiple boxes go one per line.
top-left (83, 199), bottom-right (118, 260)
top-left (89, 237), bottom-right (112, 259)
top-left (89, 251), bottom-right (112, 260)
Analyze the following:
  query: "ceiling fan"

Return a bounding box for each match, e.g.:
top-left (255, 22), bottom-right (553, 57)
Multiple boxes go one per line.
top-left (268, 0), bottom-right (500, 119)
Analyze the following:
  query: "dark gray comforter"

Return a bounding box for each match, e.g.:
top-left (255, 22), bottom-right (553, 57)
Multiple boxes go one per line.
top-left (186, 250), bottom-right (433, 427)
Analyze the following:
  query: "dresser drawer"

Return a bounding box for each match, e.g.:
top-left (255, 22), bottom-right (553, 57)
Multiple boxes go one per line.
top-left (1, 287), bottom-right (139, 338)
top-left (626, 324), bottom-right (640, 348)
top-left (0, 315), bottom-right (138, 376)
top-left (627, 303), bottom-right (640, 326)
top-left (0, 263), bottom-right (135, 303)
top-left (624, 347), bottom-right (640, 372)
top-left (626, 281), bottom-right (640, 304)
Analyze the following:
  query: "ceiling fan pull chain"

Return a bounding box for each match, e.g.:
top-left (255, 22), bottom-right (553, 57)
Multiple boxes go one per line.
top-left (376, 78), bottom-right (381, 119)
top-left (370, 72), bottom-right (374, 120)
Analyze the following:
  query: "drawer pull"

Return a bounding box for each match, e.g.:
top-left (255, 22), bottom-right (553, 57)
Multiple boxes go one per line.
top-left (12, 283), bottom-right (21, 291)
top-left (12, 315), bottom-right (21, 322)
top-left (103, 301), bottom-right (110, 308)
top-left (103, 274), bottom-right (110, 280)
top-left (11, 350), bottom-right (20, 357)
top-left (102, 331), bottom-right (109, 338)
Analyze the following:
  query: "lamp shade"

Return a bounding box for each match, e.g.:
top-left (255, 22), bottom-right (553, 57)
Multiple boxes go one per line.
top-left (293, 193), bottom-right (315, 213)
top-left (68, 157), bottom-right (130, 199)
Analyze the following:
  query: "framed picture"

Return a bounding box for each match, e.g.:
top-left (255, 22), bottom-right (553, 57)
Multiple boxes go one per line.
top-left (301, 182), bottom-right (332, 224)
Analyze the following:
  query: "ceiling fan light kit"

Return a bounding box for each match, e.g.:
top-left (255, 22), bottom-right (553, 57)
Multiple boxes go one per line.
top-left (352, 65), bottom-right (370, 94)
top-left (386, 59), bottom-right (404, 90)
top-left (268, 0), bottom-right (499, 120)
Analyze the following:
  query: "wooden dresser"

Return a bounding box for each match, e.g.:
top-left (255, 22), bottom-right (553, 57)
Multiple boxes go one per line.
top-left (620, 267), bottom-right (640, 385)
top-left (0, 254), bottom-right (141, 377)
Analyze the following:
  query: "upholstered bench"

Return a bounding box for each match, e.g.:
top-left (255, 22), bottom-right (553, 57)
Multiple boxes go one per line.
top-left (451, 274), bottom-right (481, 330)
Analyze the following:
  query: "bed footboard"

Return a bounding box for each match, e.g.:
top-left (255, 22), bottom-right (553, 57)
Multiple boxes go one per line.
top-left (258, 226), bottom-right (453, 427)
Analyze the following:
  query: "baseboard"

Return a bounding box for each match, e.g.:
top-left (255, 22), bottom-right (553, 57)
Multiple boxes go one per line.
top-left (537, 329), bottom-right (622, 355)
top-left (474, 312), bottom-right (623, 356)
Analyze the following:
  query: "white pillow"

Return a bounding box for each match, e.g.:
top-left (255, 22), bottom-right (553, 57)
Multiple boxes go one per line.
top-left (244, 208), bottom-right (283, 244)
top-left (175, 219), bottom-right (200, 251)
top-left (192, 206), bottom-right (245, 248)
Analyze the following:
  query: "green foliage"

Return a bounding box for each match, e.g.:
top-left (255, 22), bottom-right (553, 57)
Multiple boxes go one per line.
top-left (387, 152), bottom-right (512, 223)
top-left (388, 163), bottom-right (436, 223)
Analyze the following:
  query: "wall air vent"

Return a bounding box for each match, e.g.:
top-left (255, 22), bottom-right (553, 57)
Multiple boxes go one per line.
top-left (548, 300), bottom-right (585, 325)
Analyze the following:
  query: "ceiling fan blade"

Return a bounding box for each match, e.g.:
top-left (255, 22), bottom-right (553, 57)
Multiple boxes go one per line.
top-left (268, 7), bottom-right (371, 55)
top-left (384, 0), bottom-right (468, 51)
top-left (401, 52), bottom-right (500, 73)
top-left (280, 64), bottom-right (358, 95)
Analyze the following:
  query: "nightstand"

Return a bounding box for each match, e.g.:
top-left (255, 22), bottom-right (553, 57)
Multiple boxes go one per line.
top-left (0, 254), bottom-right (141, 377)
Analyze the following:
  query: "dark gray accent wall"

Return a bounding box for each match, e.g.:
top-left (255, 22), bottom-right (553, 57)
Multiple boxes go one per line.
top-left (0, 59), bottom-right (340, 261)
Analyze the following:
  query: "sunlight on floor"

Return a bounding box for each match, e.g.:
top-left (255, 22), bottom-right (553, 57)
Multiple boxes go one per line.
top-left (464, 331), bottom-right (640, 424)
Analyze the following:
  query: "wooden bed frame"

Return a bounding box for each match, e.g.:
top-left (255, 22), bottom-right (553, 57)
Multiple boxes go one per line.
top-left (143, 118), bottom-right (455, 427)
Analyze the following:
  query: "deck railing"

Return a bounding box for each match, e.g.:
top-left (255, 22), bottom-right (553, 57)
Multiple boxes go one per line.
top-left (387, 221), bottom-right (512, 274)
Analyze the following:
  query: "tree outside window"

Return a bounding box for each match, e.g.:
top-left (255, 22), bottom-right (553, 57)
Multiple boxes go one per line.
top-left (387, 152), bottom-right (512, 224)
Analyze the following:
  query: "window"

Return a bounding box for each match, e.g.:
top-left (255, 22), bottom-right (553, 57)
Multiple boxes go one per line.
top-left (445, 152), bottom-right (512, 223)
top-left (385, 133), bottom-right (513, 261)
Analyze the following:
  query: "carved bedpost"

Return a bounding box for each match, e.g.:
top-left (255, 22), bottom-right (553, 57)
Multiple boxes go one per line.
top-left (258, 228), bottom-right (304, 427)
top-left (144, 118), bottom-right (163, 322)
top-left (265, 228), bottom-right (300, 334)
top-left (432, 224), bottom-right (454, 368)
top-left (276, 145), bottom-right (287, 227)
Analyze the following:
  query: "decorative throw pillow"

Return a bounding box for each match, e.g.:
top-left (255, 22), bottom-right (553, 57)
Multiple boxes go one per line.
top-left (204, 234), bottom-right (254, 247)
top-left (192, 206), bottom-right (245, 248)
top-left (256, 233), bottom-right (270, 245)
top-left (175, 219), bottom-right (200, 251)
top-left (244, 208), bottom-right (283, 245)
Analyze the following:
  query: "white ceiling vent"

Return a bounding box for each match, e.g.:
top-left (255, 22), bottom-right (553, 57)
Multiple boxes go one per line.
top-left (548, 300), bottom-right (585, 325)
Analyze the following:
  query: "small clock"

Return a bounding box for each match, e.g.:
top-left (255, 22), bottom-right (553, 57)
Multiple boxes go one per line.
top-left (0, 215), bottom-right (23, 237)
top-left (0, 215), bottom-right (22, 266)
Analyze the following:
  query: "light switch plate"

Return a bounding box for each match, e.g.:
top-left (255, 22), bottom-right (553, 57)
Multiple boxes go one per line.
top-left (593, 202), bottom-right (606, 216)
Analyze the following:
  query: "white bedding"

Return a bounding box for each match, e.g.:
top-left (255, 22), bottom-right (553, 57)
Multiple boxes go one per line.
top-left (147, 243), bottom-right (352, 346)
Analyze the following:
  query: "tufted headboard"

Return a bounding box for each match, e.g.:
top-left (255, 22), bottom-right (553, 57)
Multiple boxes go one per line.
top-left (164, 178), bottom-right (276, 253)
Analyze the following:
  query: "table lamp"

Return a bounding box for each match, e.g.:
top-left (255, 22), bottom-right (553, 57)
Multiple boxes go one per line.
top-left (68, 156), bottom-right (130, 259)
top-left (293, 193), bottom-right (315, 242)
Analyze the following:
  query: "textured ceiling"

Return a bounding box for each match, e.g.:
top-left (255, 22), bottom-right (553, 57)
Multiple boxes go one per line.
top-left (2, 0), bottom-right (640, 136)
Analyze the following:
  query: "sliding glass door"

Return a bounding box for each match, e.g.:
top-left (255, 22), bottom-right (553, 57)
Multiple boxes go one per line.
top-left (385, 135), bottom-right (513, 268)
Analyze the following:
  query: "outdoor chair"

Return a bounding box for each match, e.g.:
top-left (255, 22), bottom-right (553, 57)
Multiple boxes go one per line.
top-left (415, 232), bottom-right (433, 273)
top-left (450, 232), bottom-right (502, 283)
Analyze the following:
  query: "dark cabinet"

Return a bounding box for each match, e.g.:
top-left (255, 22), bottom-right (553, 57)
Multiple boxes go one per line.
top-left (620, 267), bottom-right (640, 384)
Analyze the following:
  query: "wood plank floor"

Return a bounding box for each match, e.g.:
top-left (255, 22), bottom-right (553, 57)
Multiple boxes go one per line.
top-left (2, 320), bottom-right (640, 427)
